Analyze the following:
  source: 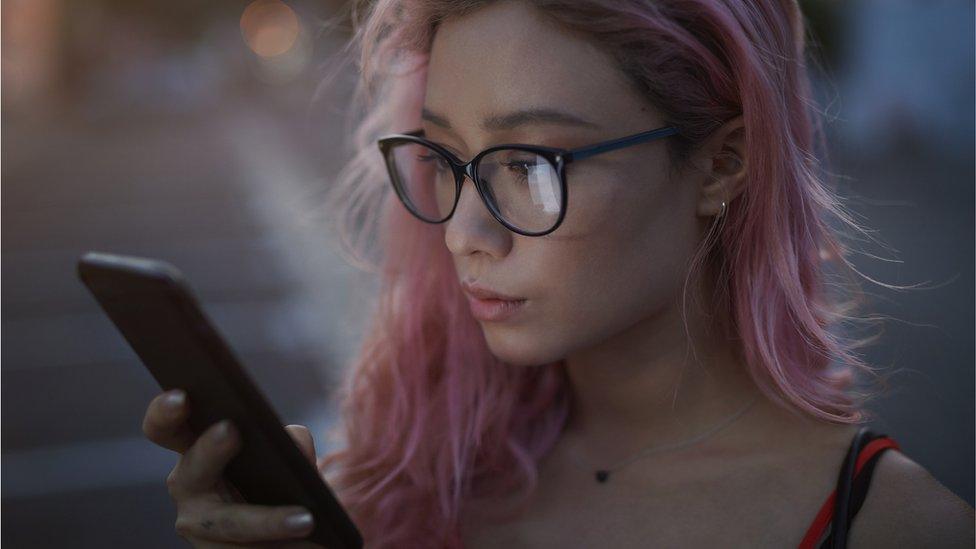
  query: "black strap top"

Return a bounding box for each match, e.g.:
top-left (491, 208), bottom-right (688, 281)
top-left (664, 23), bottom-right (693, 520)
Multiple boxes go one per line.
top-left (798, 426), bottom-right (902, 548)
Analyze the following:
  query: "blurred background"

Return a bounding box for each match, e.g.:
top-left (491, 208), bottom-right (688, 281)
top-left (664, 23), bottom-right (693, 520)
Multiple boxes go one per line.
top-left (1, 0), bottom-right (972, 546)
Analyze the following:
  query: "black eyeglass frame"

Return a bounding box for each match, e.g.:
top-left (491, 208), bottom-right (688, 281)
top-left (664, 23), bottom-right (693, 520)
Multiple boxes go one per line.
top-left (376, 125), bottom-right (678, 237)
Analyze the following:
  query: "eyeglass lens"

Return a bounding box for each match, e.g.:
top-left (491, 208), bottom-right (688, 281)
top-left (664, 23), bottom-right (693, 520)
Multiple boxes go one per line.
top-left (386, 141), bottom-right (562, 234)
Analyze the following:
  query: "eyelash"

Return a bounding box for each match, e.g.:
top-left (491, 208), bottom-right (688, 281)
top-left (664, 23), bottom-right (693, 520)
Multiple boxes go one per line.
top-left (416, 153), bottom-right (452, 171)
top-left (415, 154), bottom-right (532, 184)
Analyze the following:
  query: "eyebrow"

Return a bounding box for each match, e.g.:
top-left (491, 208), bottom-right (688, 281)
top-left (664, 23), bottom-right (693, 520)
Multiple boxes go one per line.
top-left (421, 106), bottom-right (601, 132)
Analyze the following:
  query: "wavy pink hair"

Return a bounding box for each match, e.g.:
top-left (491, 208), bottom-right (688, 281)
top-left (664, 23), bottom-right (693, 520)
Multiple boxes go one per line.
top-left (314, 1), bottom-right (892, 546)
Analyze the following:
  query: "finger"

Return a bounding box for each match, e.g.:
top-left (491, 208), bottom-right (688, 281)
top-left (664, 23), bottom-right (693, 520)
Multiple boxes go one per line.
top-left (142, 389), bottom-right (195, 453)
top-left (213, 477), bottom-right (245, 504)
top-left (174, 501), bottom-right (315, 543)
top-left (167, 420), bottom-right (240, 499)
top-left (285, 424), bottom-right (316, 465)
top-left (187, 540), bottom-right (324, 549)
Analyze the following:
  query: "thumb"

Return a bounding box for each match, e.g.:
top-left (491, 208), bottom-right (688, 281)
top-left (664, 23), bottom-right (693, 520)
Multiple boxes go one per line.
top-left (285, 424), bottom-right (317, 465)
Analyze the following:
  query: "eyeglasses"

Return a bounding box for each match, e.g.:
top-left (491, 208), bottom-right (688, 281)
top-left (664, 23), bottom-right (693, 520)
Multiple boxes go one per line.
top-left (376, 125), bottom-right (677, 237)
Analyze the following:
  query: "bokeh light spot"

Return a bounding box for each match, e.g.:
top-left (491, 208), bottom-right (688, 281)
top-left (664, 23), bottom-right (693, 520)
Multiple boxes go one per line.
top-left (240, 0), bottom-right (300, 58)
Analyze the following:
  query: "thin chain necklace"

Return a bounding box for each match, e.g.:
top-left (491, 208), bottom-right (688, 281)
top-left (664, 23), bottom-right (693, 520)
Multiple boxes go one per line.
top-left (567, 395), bottom-right (759, 483)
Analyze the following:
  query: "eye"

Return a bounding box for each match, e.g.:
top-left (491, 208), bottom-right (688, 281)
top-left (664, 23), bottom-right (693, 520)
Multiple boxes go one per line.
top-left (416, 153), bottom-right (452, 173)
top-left (504, 160), bottom-right (533, 180)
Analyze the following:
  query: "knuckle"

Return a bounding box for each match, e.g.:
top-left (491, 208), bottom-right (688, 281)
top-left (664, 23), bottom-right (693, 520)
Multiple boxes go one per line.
top-left (165, 468), bottom-right (182, 494)
top-left (173, 515), bottom-right (192, 538)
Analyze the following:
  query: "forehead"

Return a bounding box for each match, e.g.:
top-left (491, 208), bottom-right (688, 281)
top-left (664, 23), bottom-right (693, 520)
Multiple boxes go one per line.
top-left (424, 1), bottom-right (646, 131)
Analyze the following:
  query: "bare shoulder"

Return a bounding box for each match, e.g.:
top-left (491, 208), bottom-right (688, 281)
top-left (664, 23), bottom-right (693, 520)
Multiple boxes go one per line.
top-left (849, 448), bottom-right (975, 547)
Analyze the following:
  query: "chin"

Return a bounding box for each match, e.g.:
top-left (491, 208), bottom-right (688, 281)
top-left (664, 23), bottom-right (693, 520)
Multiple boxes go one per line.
top-left (481, 326), bottom-right (565, 367)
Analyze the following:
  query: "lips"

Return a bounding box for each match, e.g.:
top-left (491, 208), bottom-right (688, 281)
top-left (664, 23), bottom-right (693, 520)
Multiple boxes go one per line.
top-left (460, 280), bottom-right (524, 301)
top-left (460, 280), bottom-right (527, 322)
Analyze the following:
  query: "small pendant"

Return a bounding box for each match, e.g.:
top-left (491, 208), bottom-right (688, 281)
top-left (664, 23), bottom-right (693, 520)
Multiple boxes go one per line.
top-left (595, 470), bottom-right (609, 483)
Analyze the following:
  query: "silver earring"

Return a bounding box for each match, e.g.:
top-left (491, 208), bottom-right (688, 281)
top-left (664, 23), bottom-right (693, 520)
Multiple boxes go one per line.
top-left (716, 200), bottom-right (727, 219)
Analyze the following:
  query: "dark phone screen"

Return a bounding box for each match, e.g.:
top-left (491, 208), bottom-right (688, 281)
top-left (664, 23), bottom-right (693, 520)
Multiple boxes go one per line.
top-left (77, 252), bottom-right (363, 549)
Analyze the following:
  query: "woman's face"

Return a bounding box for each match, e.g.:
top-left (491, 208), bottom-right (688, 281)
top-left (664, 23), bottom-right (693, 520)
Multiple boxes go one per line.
top-left (424, 1), bottom-right (708, 366)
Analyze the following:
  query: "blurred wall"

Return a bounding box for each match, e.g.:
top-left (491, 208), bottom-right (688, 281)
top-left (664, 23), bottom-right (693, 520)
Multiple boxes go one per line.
top-left (811, 0), bottom-right (975, 507)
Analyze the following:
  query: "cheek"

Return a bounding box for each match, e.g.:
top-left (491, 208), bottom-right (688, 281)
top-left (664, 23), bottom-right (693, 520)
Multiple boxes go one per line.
top-left (550, 231), bottom-right (682, 352)
top-left (557, 166), bottom-right (628, 234)
top-left (556, 163), bottom-right (690, 290)
top-left (555, 155), bottom-right (683, 237)
top-left (578, 178), bottom-right (700, 310)
top-left (480, 172), bottom-right (701, 365)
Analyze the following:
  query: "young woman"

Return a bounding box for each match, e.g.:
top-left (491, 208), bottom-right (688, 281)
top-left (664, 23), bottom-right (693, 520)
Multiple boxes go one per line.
top-left (142, 0), bottom-right (975, 547)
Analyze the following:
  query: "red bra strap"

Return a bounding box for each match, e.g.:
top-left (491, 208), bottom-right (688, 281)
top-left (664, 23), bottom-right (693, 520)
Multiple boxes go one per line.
top-left (798, 437), bottom-right (901, 549)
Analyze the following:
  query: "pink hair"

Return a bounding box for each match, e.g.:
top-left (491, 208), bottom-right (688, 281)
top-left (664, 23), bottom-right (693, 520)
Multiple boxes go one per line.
top-left (315, 1), bottom-right (894, 546)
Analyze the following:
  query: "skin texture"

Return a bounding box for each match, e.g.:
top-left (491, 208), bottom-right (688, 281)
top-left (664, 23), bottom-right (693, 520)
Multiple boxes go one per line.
top-left (427, 0), bottom-right (754, 464)
top-left (419, 2), bottom-right (975, 546)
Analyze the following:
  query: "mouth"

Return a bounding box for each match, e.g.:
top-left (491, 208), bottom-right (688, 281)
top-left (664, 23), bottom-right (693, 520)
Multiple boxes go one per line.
top-left (461, 280), bottom-right (527, 322)
top-left (464, 294), bottom-right (527, 322)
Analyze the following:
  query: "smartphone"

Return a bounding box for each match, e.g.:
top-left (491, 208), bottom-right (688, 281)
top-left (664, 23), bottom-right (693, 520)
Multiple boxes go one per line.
top-left (77, 251), bottom-right (363, 549)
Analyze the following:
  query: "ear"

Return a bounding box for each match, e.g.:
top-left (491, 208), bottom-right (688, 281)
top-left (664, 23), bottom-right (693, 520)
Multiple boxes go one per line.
top-left (694, 115), bottom-right (747, 217)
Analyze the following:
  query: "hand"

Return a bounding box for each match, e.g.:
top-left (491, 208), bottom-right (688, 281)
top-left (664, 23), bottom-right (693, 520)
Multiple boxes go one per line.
top-left (142, 389), bottom-right (328, 548)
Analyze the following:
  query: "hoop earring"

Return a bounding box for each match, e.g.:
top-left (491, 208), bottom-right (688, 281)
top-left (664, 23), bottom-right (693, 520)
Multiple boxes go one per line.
top-left (716, 200), bottom-right (727, 219)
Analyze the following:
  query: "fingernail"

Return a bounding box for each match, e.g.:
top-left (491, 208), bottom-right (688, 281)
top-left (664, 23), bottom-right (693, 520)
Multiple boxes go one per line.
top-left (164, 390), bottom-right (185, 408)
top-left (284, 511), bottom-right (314, 532)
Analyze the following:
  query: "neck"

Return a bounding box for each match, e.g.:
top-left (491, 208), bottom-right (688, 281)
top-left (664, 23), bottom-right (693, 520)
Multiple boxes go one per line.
top-left (561, 288), bottom-right (764, 463)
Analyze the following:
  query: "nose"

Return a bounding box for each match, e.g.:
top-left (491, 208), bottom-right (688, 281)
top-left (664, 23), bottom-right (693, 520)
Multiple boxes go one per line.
top-left (443, 172), bottom-right (512, 258)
